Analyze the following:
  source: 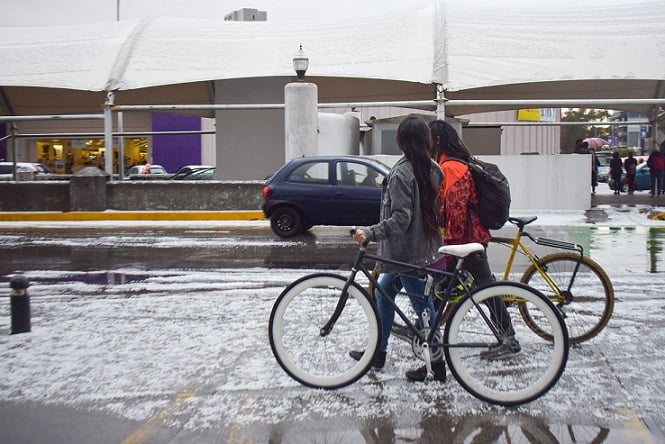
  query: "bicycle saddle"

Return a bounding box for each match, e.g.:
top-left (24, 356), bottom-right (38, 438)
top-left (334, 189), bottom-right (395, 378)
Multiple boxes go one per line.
top-left (508, 216), bottom-right (538, 229)
top-left (439, 243), bottom-right (484, 258)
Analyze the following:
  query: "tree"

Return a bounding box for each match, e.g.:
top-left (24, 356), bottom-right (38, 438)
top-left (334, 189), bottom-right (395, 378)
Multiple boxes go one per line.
top-left (560, 108), bottom-right (610, 153)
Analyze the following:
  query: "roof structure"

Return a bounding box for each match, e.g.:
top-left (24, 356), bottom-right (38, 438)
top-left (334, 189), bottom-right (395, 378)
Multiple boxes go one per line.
top-left (0, 0), bottom-right (664, 116)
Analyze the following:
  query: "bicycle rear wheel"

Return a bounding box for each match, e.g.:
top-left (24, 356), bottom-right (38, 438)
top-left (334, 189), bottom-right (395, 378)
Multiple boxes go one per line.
top-left (444, 282), bottom-right (569, 406)
top-left (269, 273), bottom-right (380, 389)
top-left (520, 253), bottom-right (614, 344)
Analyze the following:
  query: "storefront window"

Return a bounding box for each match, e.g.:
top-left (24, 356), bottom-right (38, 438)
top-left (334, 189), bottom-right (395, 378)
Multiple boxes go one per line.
top-left (36, 137), bottom-right (149, 174)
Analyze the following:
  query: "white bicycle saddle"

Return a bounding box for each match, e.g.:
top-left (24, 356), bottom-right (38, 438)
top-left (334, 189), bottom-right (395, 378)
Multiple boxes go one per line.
top-left (438, 243), bottom-right (484, 258)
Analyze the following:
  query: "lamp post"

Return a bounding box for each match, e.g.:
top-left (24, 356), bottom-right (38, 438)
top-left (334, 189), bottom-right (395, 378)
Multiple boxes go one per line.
top-left (285, 44), bottom-right (317, 159)
top-left (292, 44), bottom-right (309, 81)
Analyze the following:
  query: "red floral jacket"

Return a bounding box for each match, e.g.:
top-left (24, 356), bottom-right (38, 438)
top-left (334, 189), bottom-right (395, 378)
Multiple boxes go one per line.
top-left (437, 154), bottom-right (491, 246)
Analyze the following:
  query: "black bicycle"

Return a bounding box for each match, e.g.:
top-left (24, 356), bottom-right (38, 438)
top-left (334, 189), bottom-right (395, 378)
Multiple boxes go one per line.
top-left (269, 241), bottom-right (569, 406)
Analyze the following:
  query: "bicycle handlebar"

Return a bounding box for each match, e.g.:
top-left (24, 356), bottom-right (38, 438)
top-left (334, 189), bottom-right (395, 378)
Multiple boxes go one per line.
top-left (349, 226), bottom-right (370, 248)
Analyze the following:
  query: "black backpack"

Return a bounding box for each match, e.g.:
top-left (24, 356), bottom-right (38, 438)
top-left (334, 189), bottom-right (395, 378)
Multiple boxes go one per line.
top-left (444, 157), bottom-right (511, 230)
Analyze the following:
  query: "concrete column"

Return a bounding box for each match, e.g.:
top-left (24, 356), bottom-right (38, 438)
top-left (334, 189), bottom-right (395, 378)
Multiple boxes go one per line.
top-left (284, 82), bottom-right (318, 160)
top-left (69, 166), bottom-right (109, 211)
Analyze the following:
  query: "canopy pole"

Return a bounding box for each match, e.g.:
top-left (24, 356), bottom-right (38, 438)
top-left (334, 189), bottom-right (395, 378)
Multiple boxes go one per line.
top-left (118, 112), bottom-right (125, 179)
top-left (435, 84), bottom-right (446, 120)
top-left (10, 123), bottom-right (18, 181)
top-left (104, 91), bottom-right (115, 177)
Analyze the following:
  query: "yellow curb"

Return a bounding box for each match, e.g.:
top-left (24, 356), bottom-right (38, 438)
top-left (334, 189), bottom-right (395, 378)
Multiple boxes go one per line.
top-left (653, 212), bottom-right (665, 220)
top-left (0, 211), bottom-right (266, 221)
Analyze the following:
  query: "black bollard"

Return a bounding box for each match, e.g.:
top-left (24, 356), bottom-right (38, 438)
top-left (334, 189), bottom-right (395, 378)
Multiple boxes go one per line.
top-left (10, 275), bottom-right (31, 334)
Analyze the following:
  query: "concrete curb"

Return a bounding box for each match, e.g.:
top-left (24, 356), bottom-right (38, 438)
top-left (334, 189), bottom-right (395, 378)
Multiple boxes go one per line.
top-left (0, 211), bottom-right (267, 222)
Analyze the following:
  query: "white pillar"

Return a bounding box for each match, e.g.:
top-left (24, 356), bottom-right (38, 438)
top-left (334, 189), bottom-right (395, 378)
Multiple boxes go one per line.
top-left (103, 90), bottom-right (115, 177)
top-left (284, 82), bottom-right (318, 160)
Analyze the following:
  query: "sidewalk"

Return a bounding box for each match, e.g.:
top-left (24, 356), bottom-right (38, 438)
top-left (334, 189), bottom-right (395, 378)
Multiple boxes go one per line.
top-left (592, 191), bottom-right (665, 207)
top-left (0, 190), bottom-right (663, 222)
top-left (0, 210), bottom-right (266, 222)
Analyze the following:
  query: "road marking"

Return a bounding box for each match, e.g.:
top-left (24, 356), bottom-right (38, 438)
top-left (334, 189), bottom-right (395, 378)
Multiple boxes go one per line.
top-left (619, 408), bottom-right (657, 444)
top-left (0, 211), bottom-right (266, 221)
top-left (122, 392), bottom-right (196, 444)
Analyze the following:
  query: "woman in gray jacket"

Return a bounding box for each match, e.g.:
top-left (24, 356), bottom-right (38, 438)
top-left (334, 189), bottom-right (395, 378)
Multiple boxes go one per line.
top-left (350, 115), bottom-right (446, 382)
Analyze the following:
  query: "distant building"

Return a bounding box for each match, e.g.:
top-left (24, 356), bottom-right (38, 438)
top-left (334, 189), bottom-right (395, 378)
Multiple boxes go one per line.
top-left (224, 8), bottom-right (267, 22)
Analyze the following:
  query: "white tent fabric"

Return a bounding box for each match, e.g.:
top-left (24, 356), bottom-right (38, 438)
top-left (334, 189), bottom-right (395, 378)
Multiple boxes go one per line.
top-left (0, 0), bottom-right (664, 114)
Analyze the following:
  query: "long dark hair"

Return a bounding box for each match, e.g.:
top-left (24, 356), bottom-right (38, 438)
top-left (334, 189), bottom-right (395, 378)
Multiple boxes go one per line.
top-left (396, 115), bottom-right (440, 240)
top-left (428, 120), bottom-right (473, 162)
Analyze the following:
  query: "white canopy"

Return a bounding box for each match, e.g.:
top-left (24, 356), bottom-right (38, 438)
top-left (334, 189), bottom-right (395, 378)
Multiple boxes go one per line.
top-left (1, 0), bottom-right (664, 115)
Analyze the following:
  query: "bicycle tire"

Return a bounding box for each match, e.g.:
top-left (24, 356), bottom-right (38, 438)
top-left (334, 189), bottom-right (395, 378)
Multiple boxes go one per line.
top-left (520, 253), bottom-right (614, 344)
top-left (269, 273), bottom-right (381, 389)
top-left (444, 282), bottom-right (569, 406)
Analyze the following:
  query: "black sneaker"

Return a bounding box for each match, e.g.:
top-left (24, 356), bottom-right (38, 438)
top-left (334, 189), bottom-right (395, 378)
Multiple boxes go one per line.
top-left (479, 338), bottom-right (521, 360)
top-left (405, 361), bottom-right (446, 382)
top-left (391, 322), bottom-right (415, 342)
top-left (349, 349), bottom-right (386, 369)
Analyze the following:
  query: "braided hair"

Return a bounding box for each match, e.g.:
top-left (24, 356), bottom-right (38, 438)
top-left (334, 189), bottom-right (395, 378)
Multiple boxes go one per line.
top-left (396, 115), bottom-right (441, 240)
top-left (428, 120), bottom-right (473, 162)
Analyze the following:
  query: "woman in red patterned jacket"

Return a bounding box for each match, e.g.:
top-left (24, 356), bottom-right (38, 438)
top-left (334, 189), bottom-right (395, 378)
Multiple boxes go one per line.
top-left (428, 120), bottom-right (520, 360)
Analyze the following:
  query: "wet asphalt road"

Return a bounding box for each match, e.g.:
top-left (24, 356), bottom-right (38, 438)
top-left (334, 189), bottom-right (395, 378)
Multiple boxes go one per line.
top-left (0, 222), bottom-right (594, 277)
top-left (0, 225), bottom-right (361, 277)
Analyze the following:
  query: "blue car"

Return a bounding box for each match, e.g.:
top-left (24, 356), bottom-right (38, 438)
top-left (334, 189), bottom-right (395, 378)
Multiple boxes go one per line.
top-left (262, 156), bottom-right (390, 237)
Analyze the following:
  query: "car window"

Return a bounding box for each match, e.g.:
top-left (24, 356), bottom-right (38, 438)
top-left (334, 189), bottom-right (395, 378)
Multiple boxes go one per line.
top-left (336, 161), bottom-right (382, 188)
top-left (287, 161), bottom-right (329, 184)
top-left (0, 165), bottom-right (12, 174)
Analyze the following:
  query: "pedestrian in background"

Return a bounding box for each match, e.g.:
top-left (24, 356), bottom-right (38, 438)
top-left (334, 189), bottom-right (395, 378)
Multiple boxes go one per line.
top-left (647, 142), bottom-right (665, 196)
top-left (591, 147), bottom-right (600, 195)
top-left (624, 152), bottom-right (638, 194)
top-left (610, 151), bottom-right (623, 194)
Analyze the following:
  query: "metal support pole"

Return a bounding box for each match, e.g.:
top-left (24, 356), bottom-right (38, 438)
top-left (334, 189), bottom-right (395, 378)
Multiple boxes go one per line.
top-left (435, 84), bottom-right (446, 120)
top-left (104, 91), bottom-right (115, 177)
top-left (118, 112), bottom-right (125, 178)
top-left (10, 275), bottom-right (30, 334)
top-left (649, 108), bottom-right (658, 152)
top-left (10, 123), bottom-right (17, 181)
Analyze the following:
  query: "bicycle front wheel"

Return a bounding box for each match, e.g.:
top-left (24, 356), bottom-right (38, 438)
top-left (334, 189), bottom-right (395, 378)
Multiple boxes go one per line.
top-left (521, 253), bottom-right (614, 344)
top-left (269, 273), bottom-right (380, 389)
top-left (445, 282), bottom-right (569, 406)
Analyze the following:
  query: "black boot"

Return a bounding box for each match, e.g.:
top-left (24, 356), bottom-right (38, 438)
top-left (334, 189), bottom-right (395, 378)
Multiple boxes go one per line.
top-left (405, 361), bottom-right (446, 382)
top-left (349, 349), bottom-right (386, 369)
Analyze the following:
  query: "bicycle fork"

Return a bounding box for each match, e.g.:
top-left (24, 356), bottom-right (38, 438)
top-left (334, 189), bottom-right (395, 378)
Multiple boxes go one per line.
top-left (319, 249), bottom-right (365, 337)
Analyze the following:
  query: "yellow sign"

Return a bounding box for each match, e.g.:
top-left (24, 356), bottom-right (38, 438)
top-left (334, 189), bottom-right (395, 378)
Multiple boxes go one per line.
top-left (517, 109), bottom-right (541, 121)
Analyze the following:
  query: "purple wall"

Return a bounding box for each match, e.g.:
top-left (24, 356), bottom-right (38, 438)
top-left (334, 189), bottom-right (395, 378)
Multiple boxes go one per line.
top-left (0, 124), bottom-right (7, 160)
top-left (151, 113), bottom-right (201, 173)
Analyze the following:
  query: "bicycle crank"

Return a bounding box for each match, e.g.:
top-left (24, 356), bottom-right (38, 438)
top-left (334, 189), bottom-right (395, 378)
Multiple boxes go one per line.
top-left (411, 328), bottom-right (444, 362)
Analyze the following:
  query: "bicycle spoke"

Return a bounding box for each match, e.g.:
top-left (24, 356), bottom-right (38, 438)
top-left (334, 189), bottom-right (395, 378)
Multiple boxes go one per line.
top-left (522, 254), bottom-right (613, 343)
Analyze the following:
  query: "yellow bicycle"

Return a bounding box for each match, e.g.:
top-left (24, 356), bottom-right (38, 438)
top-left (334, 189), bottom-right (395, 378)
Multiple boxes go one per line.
top-left (491, 216), bottom-right (614, 344)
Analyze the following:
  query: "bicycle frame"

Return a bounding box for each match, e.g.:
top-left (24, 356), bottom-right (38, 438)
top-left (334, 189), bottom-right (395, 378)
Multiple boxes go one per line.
top-left (492, 225), bottom-right (585, 304)
top-left (321, 245), bottom-right (502, 349)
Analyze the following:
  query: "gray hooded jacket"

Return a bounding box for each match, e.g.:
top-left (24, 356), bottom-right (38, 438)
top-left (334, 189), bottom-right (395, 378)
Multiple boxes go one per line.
top-left (364, 156), bottom-right (443, 272)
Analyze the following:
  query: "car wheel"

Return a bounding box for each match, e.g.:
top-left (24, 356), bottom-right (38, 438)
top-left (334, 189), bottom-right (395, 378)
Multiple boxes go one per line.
top-left (270, 206), bottom-right (304, 238)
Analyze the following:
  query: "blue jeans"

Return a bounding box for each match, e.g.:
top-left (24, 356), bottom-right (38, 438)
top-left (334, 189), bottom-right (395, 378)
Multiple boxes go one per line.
top-left (375, 271), bottom-right (437, 351)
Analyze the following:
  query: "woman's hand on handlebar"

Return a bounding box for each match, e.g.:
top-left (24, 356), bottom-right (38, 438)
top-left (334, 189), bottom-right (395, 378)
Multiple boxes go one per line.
top-left (350, 227), bottom-right (369, 247)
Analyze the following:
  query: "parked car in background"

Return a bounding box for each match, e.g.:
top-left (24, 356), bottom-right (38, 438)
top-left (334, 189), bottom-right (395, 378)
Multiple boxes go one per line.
top-left (169, 166), bottom-right (215, 180)
top-left (125, 164), bottom-right (168, 178)
top-left (262, 156), bottom-right (390, 238)
top-left (172, 165), bottom-right (215, 175)
top-left (0, 162), bottom-right (52, 179)
top-left (595, 151), bottom-right (611, 182)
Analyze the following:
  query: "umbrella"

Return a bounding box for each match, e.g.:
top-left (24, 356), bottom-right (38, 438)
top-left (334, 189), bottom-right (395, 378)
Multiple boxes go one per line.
top-left (583, 138), bottom-right (610, 149)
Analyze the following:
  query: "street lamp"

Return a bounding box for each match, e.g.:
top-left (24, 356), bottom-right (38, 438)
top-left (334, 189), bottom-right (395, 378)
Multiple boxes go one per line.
top-left (293, 44), bottom-right (309, 81)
